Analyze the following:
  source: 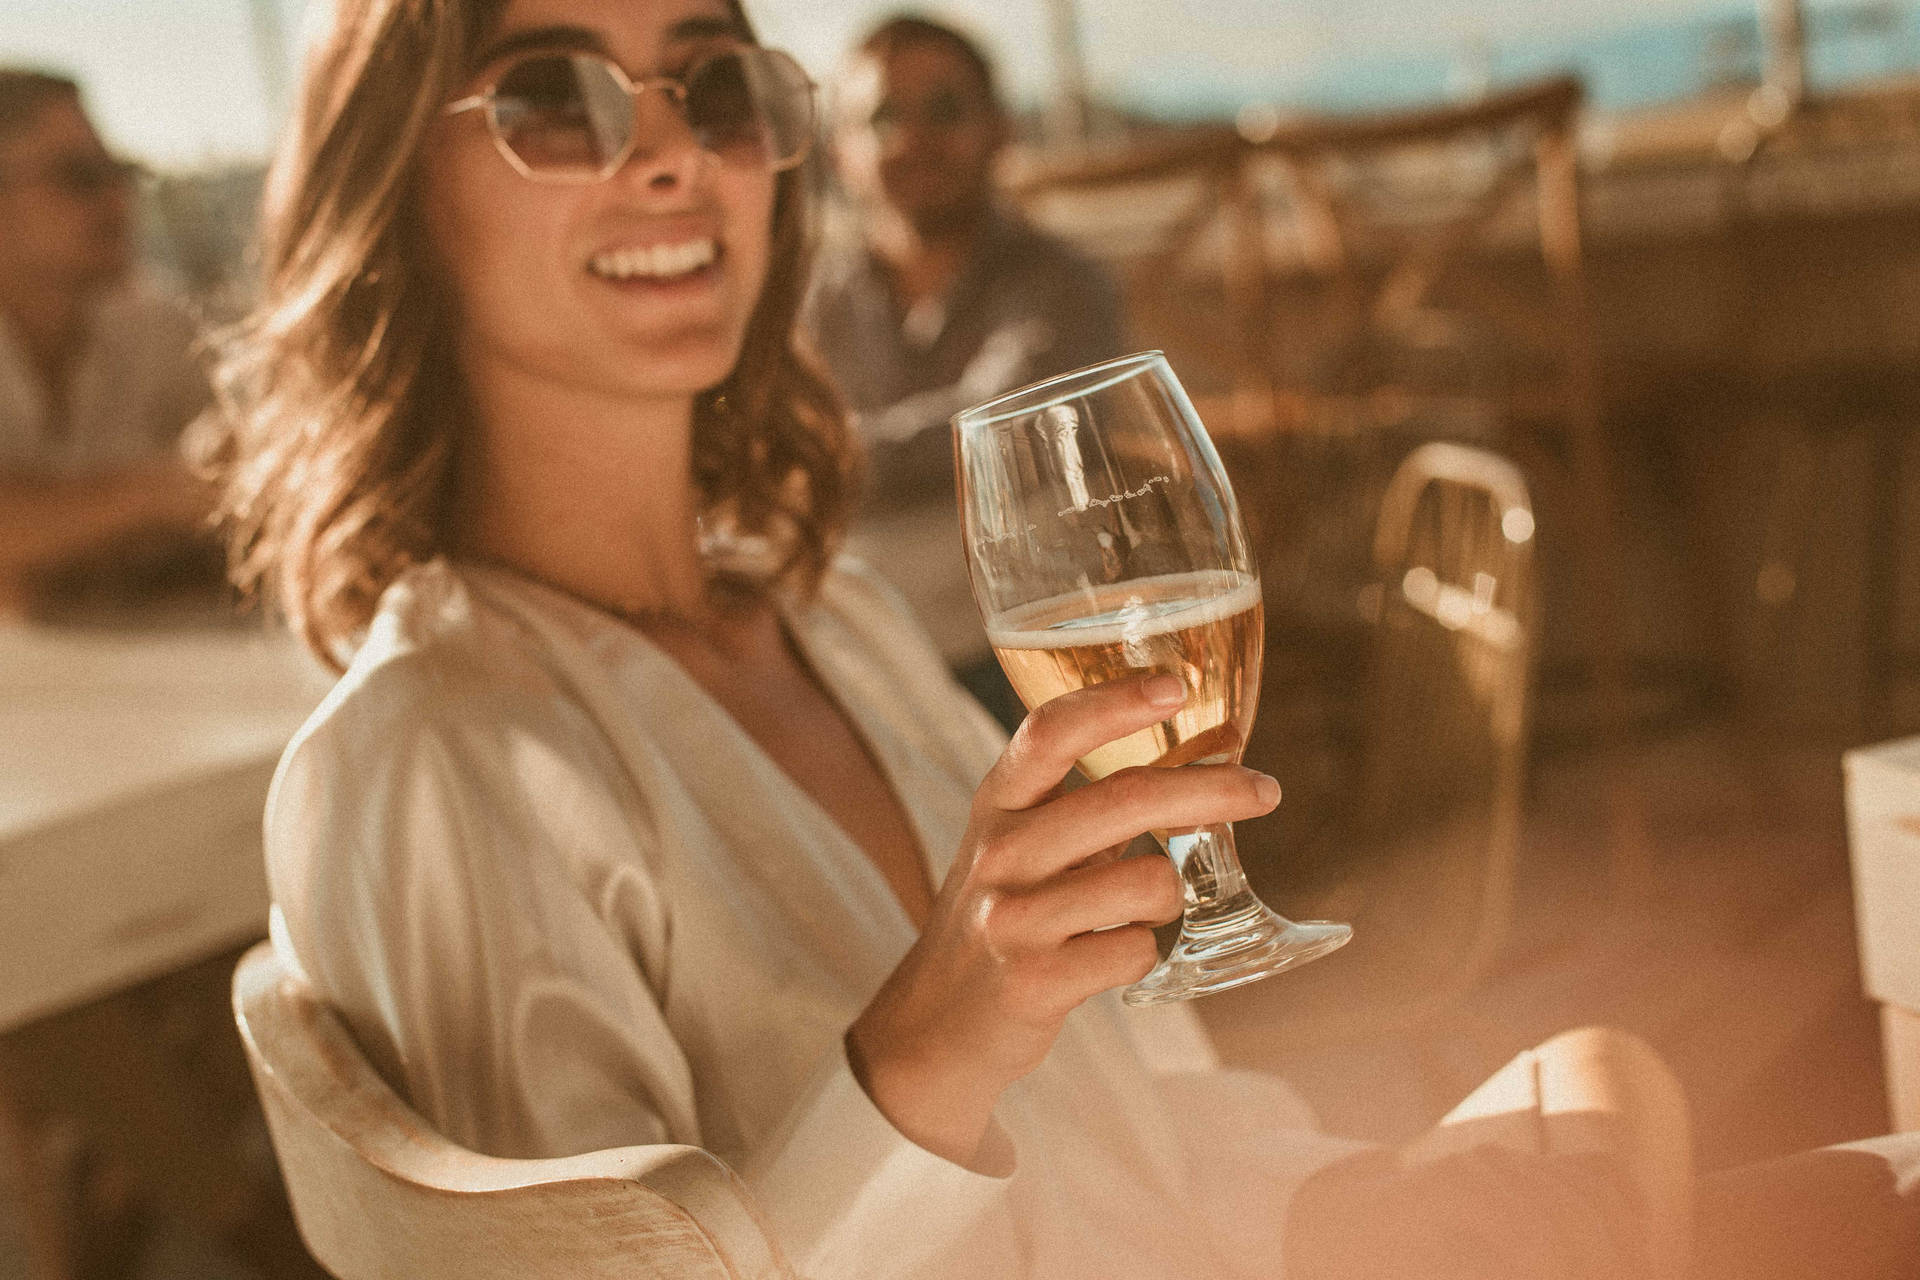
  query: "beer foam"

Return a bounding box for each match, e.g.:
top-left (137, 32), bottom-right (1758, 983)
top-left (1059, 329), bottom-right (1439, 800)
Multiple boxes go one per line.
top-left (986, 571), bottom-right (1261, 650)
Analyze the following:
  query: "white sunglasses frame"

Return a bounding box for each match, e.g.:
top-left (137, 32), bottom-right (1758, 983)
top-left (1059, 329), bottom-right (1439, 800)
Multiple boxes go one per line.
top-left (444, 45), bottom-right (817, 184)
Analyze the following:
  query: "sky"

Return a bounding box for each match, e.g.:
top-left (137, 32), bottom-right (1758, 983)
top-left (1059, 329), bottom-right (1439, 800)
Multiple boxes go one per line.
top-left (0, 0), bottom-right (299, 166)
top-left (0, 0), bottom-right (1911, 168)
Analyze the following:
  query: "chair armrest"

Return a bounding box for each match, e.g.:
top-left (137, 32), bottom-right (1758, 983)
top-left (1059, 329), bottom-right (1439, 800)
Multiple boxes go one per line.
top-left (484, 1144), bottom-right (792, 1280)
top-left (234, 942), bottom-right (793, 1280)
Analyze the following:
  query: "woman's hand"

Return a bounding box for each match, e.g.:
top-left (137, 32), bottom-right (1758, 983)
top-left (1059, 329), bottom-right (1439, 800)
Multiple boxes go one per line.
top-left (845, 673), bottom-right (1282, 1168)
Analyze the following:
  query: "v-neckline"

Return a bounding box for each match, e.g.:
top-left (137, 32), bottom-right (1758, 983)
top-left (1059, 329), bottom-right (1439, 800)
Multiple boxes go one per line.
top-left (461, 561), bottom-right (938, 935)
top-left (767, 606), bottom-right (937, 927)
top-left (644, 604), bottom-right (938, 933)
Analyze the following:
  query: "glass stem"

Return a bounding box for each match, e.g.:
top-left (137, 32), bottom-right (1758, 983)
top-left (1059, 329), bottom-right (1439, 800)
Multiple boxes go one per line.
top-left (1160, 823), bottom-right (1248, 910)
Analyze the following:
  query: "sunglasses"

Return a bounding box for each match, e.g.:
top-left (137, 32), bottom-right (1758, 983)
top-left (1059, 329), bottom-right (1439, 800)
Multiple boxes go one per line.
top-left (867, 88), bottom-right (988, 141)
top-left (0, 154), bottom-right (144, 199)
top-left (445, 45), bottom-right (815, 183)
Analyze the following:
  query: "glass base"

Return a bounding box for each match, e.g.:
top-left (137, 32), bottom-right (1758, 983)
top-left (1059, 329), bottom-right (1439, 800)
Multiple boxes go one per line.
top-left (1122, 889), bottom-right (1352, 1006)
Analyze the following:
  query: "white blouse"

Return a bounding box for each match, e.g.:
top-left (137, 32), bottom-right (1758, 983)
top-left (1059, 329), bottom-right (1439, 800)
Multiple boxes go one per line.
top-left (266, 557), bottom-right (1359, 1279)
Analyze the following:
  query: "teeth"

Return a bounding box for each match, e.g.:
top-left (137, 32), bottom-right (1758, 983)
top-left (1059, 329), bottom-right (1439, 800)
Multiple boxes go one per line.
top-left (590, 238), bottom-right (717, 281)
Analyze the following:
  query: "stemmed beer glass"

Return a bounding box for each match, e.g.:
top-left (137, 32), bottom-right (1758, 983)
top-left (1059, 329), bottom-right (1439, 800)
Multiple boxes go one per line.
top-left (955, 352), bottom-right (1351, 1004)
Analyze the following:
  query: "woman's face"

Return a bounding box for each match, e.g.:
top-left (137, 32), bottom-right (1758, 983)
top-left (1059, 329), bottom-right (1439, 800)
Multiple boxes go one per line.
top-left (422, 0), bottom-right (776, 406)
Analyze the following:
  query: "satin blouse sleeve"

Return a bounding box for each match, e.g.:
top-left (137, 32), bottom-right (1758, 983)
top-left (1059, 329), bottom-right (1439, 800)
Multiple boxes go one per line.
top-left (265, 653), bottom-right (1007, 1279)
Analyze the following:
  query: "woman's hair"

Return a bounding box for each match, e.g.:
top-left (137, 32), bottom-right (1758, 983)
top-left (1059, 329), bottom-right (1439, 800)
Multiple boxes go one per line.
top-left (207, 0), bottom-right (853, 668)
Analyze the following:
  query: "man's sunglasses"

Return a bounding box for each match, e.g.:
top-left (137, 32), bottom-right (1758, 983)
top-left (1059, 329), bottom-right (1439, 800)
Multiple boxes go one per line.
top-left (0, 154), bottom-right (145, 198)
top-left (445, 45), bottom-right (815, 183)
top-left (867, 88), bottom-right (988, 141)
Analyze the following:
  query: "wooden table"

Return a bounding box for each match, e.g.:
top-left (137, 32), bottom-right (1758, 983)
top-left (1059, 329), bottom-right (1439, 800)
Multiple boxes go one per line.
top-left (0, 621), bottom-right (331, 1033)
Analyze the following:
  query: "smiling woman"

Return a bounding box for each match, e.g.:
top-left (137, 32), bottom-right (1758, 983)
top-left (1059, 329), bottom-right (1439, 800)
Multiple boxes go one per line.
top-left (206, 0), bottom-right (1311, 1272)
top-left (199, 0), bottom-right (1920, 1278)
top-left (208, 0), bottom-right (848, 667)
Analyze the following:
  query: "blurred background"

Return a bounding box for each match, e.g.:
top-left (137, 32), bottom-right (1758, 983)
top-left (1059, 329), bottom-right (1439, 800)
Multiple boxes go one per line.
top-left (4, 0), bottom-right (1920, 1275)
top-left (16, 0), bottom-right (1920, 310)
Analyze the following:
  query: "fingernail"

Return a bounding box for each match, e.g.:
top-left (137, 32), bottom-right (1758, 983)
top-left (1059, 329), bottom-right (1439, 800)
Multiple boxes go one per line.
top-left (1255, 774), bottom-right (1282, 806)
top-left (1145, 675), bottom-right (1186, 707)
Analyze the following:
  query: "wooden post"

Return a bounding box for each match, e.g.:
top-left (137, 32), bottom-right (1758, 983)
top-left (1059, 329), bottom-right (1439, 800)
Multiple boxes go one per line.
top-left (1761, 0), bottom-right (1808, 114)
top-left (1223, 154), bottom-right (1276, 435)
top-left (1042, 0), bottom-right (1092, 147)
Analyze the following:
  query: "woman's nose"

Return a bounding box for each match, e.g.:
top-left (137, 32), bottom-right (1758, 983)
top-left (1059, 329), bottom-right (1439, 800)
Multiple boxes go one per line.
top-left (619, 88), bottom-right (708, 191)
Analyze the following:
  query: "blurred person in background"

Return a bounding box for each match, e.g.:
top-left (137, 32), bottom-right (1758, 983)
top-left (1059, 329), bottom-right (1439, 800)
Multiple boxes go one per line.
top-left (808, 15), bottom-right (1126, 727)
top-left (0, 69), bottom-right (212, 613)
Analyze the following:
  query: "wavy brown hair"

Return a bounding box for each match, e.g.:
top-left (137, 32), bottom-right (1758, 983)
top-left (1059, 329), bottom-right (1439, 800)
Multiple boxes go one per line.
top-left (207, 0), bottom-right (852, 667)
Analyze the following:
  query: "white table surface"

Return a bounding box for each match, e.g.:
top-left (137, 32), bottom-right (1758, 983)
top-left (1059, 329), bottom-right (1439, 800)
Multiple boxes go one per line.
top-left (0, 621), bottom-right (333, 1032)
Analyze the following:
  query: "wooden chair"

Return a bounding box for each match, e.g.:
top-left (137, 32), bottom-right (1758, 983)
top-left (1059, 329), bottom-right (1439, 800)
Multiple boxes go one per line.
top-left (230, 943), bottom-right (794, 1280)
top-left (1006, 124), bottom-right (1251, 425)
top-left (1245, 79), bottom-right (1590, 421)
top-left (1260, 79), bottom-right (1624, 726)
top-left (1011, 79), bottom-right (1624, 725)
top-left (1251, 443), bottom-right (1535, 1041)
top-left (1207, 445), bottom-right (1538, 1146)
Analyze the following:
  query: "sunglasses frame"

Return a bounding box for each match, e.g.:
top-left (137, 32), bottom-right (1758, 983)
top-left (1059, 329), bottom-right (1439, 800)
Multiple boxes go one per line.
top-left (444, 45), bottom-right (816, 184)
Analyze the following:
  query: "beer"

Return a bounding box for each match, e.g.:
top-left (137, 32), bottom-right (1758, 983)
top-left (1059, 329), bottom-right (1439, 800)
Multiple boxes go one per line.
top-left (987, 570), bottom-right (1263, 781)
top-left (959, 354), bottom-right (1350, 1001)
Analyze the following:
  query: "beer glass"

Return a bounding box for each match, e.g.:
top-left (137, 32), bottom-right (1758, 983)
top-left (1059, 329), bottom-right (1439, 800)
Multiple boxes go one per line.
top-left (955, 352), bottom-right (1351, 1004)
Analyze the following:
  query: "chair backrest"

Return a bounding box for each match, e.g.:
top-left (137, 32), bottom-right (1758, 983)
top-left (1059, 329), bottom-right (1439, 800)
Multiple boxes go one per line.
top-left (1008, 80), bottom-right (1604, 656)
top-left (1009, 76), bottom-right (1590, 439)
top-left (1011, 126), bottom-right (1270, 437)
top-left (1239, 81), bottom-right (1622, 740)
top-left (1248, 77), bottom-right (1588, 423)
top-left (1250, 443), bottom-right (1535, 1046)
top-left (1360, 441), bottom-right (1534, 838)
top-left (231, 943), bottom-right (793, 1280)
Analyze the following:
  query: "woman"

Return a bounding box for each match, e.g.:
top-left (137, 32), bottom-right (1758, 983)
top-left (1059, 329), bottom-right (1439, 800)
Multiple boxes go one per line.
top-left (215, 0), bottom-right (1353, 1276)
top-left (213, 1), bottom-right (1915, 1277)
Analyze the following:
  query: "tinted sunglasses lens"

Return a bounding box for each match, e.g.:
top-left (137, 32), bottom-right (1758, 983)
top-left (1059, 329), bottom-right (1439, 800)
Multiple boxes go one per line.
top-left (685, 48), bottom-right (813, 169)
top-left (491, 54), bottom-right (631, 174)
top-left (55, 157), bottom-right (140, 196)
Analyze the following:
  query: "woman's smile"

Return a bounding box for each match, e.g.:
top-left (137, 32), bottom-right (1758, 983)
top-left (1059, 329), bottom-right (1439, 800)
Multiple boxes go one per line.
top-left (587, 236), bottom-right (717, 281)
top-left (584, 229), bottom-right (724, 306)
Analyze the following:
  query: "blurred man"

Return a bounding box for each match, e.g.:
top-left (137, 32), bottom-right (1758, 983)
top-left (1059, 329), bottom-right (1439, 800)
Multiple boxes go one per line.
top-left (808, 16), bottom-right (1126, 725)
top-left (0, 69), bottom-right (211, 610)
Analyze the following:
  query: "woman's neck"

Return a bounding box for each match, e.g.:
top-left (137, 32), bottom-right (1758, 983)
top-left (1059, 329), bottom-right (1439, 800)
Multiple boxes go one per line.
top-left (453, 351), bottom-right (711, 624)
